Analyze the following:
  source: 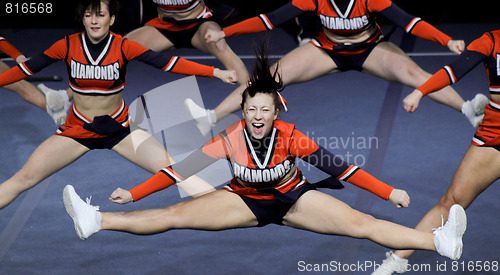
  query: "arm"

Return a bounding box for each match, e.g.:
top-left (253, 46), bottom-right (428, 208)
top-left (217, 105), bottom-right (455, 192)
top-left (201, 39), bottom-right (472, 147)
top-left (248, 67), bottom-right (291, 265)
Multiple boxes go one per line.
top-left (403, 33), bottom-right (491, 112)
top-left (0, 37), bottom-right (24, 61)
top-left (290, 129), bottom-right (394, 200)
top-left (374, 1), bottom-right (463, 53)
top-left (0, 37), bottom-right (64, 87)
top-left (206, 1), bottom-right (311, 42)
top-left (111, 131), bottom-right (231, 203)
top-left (124, 40), bottom-right (236, 84)
top-left (302, 146), bottom-right (394, 199)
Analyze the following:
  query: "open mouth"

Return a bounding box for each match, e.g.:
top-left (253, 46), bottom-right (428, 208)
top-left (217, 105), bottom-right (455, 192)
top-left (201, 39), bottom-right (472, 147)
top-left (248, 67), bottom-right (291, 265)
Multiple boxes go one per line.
top-left (252, 123), bottom-right (264, 134)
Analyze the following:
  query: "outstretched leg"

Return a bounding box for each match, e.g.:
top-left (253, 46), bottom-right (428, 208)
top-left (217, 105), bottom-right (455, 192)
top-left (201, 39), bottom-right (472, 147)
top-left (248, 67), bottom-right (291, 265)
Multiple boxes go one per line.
top-left (362, 41), bottom-right (486, 127)
top-left (64, 189), bottom-right (257, 239)
top-left (0, 135), bottom-right (89, 209)
top-left (284, 190), bottom-right (466, 261)
top-left (393, 144), bottom-right (500, 259)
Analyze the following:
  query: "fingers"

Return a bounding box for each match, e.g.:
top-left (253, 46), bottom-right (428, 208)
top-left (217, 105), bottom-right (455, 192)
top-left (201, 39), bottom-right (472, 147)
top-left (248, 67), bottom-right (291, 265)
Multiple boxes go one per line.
top-left (109, 188), bottom-right (131, 204)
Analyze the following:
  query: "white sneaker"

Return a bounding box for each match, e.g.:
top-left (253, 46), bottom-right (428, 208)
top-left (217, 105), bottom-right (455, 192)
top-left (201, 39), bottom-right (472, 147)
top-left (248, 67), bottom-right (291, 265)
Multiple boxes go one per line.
top-left (38, 84), bottom-right (71, 126)
top-left (433, 204), bottom-right (467, 260)
top-left (63, 185), bottom-right (101, 240)
top-left (462, 93), bottom-right (488, 128)
top-left (184, 98), bottom-right (215, 136)
top-left (372, 251), bottom-right (409, 275)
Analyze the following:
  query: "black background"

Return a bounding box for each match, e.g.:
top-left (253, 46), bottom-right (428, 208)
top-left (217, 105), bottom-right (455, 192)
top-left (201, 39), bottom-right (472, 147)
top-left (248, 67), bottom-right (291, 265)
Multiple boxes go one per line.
top-left (0, 0), bottom-right (498, 34)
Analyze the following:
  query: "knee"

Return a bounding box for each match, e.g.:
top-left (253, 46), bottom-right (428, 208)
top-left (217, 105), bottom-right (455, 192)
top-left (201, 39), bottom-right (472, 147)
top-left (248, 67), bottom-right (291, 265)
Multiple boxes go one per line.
top-left (8, 170), bottom-right (39, 192)
top-left (160, 202), bottom-right (188, 228)
top-left (437, 191), bottom-right (461, 212)
top-left (406, 66), bottom-right (430, 83)
top-left (348, 213), bottom-right (378, 238)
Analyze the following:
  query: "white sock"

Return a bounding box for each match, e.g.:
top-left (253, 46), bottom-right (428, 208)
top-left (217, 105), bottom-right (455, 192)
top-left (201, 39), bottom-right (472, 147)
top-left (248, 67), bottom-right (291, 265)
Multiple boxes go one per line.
top-left (391, 253), bottom-right (406, 262)
top-left (207, 109), bottom-right (217, 125)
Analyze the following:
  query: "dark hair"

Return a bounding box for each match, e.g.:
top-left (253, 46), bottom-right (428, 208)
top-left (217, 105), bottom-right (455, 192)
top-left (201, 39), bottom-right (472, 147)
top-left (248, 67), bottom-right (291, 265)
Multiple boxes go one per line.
top-left (240, 41), bottom-right (284, 112)
top-left (75, 0), bottom-right (119, 31)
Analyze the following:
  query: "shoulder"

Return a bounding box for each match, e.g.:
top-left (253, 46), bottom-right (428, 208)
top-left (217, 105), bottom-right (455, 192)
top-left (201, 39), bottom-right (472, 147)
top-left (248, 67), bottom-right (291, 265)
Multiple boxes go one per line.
top-left (274, 119), bottom-right (296, 132)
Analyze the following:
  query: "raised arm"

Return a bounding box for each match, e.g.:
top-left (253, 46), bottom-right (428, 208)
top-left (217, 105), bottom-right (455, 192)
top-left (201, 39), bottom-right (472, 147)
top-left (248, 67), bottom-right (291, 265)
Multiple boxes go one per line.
top-left (0, 37), bottom-right (64, 87)
top-left (110, 131), bottom-right (231, 203)
top-left (373, 0), bottom-right (464, 53)
top-left (0, 36), bottom-right (25, 62)
top-left (123, 39), bottom-right (237, 84)
top-left (205, 0), bottom-right (312, 43)
top-left (291, 129), bottom-right (409, 207)
top-left (403, 32), bottom-right (491, 112)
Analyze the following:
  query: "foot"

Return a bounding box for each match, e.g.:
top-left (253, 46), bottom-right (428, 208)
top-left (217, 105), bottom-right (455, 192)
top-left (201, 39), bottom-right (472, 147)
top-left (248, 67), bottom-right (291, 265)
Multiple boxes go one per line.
top-left (63, 185), bottom-right (101, 240)
top-left (38, 84), bottom-right (71, 126)
top-left (371, 251), bottom-right (409, 275)
top-left (184, 98), bottom-right (215, 136)
top-left (462, 93), bottom-right (488, 128)
top-left (433, 204), bottom-right (467, 260)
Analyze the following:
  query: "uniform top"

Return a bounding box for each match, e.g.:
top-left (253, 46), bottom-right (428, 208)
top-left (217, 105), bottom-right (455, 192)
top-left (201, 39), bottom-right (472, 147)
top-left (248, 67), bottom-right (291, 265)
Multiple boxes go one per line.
top-left (222, 0), bottom-right (451, 48)
top-left (0, 32), bottom-right (215, 93)
top-left (152, 0), bottom-right (202, 13)
top-left (418, 30), bottom-right (500, 96)
top-left (130, 119), bottom-right (394, 201)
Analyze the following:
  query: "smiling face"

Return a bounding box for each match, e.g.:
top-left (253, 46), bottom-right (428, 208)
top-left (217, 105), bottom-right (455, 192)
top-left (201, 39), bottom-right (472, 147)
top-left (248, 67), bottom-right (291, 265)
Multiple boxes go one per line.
top-left (82, 1), bottom-right (115, 44)
top-left (242, 92), bottom-right (279, 139)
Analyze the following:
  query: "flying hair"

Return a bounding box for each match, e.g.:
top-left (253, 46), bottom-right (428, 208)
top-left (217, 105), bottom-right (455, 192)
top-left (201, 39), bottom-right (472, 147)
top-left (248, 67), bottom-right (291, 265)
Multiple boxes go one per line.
top-left (241, 40), bottom-right (284, 112)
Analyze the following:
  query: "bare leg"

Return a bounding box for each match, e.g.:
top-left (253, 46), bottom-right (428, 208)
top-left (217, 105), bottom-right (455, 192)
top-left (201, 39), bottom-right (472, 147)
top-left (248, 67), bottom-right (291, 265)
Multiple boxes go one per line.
top-left (283, 190), bottom-right (435, 251)
top-left (191, 21), bottom-right (249, 86)
top-left (362, 41), bottom-right (464, 111)
top-left (112, 130), bottom-right (215, 197)
top-left (0, 135), bottom-right (89, 209)
top-left (101, 190), bottom-right (257, 234)
top-left (124, 25), bottom-right (175, 52)
top-left (394, 144), bottom-right (500, 259)
top-left (0, 61), bottom-right (46, 110)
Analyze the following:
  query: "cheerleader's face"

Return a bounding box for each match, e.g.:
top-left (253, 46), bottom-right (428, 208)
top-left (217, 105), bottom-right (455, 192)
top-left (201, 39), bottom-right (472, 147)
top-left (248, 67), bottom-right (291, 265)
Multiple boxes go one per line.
top-left (83, 1), bottom-right (115, 44)
top-left (242, 93), bottom-right (279, 139)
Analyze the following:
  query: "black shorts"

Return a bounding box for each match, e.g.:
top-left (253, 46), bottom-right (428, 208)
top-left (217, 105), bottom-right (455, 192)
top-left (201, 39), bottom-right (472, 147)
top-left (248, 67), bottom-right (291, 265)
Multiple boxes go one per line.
top-left (237, 183), bottom-right (316, 227)
top-left (156, 22), bottom-right (202, 48)
top-left (323, 41), bottom-right (379, 72)
top-left (72, 127), bottom-right (130, 150)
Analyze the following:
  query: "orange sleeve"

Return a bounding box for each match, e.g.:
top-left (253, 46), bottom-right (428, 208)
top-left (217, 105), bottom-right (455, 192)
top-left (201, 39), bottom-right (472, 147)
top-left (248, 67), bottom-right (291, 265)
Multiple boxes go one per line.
top-left (0, 65), bottom-right (29, 87)
top-left (418, 68), bottom-right (451, 96)
top-left (168, 57), bottom-right (214, 78)
top-left (121, 38), bottom-right (148, 61)
top-left (467, 32), bottom-right (494, 56)
top-left (291, 0), bottom-right (318, 11)
top-left (366, 0), bottom-right (392, 12)
top-left (0, 40), bottom-right (23, 60)
top-left (345, 169), bottom-right (394, 200)
top-left (223, 17), bottom-right (269, 38)
top-left (409, 20), bottom-right (451, 47)
top-left (43, 37), bottom-right (68, 60)
top-left (290, 129), bottom-right (318, 158)
top-left (129, 169), bottom-right (177, 201)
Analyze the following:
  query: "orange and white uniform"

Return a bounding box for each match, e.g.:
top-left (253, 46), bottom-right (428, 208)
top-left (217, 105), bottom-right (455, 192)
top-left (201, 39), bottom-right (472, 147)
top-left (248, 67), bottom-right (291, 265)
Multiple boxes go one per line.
top-left (146, 0), bottom-right (213, 32)
top-left (129, 119), bottom-right (393, 202)
top-left (0, 32), bottom-right (216, 147)
top-left (417, 30), bottom-right (500, 147)
top-left (222, 0), bottom-right (451, 56)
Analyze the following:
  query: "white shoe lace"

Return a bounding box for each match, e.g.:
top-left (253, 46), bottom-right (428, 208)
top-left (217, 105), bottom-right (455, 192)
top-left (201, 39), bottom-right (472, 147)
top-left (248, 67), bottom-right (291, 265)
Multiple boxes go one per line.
top-left (85, 196), bottom-right (100, 211)
top-left (432, 215), bottom-right (445, 235)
